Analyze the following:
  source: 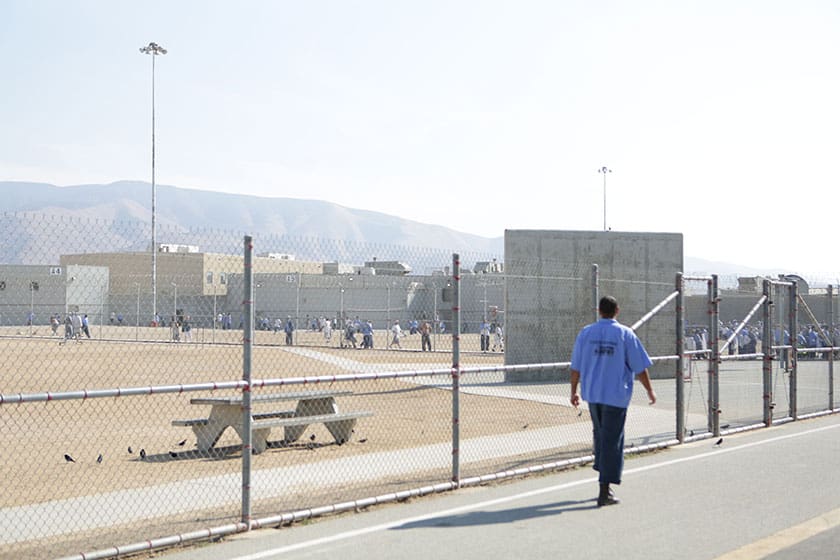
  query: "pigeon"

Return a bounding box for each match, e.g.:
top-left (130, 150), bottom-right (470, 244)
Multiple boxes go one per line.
top-left (169, 451), bottom-right (177, 459)
top-left (64, 454), bottom-right (75, 463)
top-left (96, 454), bottom-right (103, 464)
top-left (139, 448), bottom-right (146, 459)
top-left (309, 434), bottom-right (316, 441)
top-left (522, 424), bottom-right (529, 429)
top-left (714, 438), bottom-right (723, 446)
top-left (358, 438), bottom-right (368, 443)
top-left (689, 430), bottom-right (695, 437)
top-left (177, 439), bottom-right (187, 447)
top-left (128, 446), bottom-right (133, 454)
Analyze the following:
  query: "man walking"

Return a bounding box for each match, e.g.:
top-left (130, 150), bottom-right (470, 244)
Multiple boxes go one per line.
top-left (569, 295), bottom-right (657, 507)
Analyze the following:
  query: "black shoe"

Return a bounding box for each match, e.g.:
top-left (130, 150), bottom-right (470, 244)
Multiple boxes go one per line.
top-left (597, 487), bottom-right (620, 507)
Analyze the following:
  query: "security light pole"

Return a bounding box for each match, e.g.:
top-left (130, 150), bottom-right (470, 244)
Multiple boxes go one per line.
top-left (140, 41), bottom-right (167, 322)
top-left (598, 166), bottom-right (612, 231)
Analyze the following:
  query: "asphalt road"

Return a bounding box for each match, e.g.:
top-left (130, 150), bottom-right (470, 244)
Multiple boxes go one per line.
top-left (160, 412), bottom-right (840, 560)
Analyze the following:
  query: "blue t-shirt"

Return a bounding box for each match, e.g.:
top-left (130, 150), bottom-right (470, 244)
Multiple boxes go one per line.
top-left (570, 318), bottom-right (653, 408)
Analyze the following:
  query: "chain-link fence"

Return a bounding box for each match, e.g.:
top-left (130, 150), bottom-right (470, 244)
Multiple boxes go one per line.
top-left (0, 212), bottom-right (838, 559)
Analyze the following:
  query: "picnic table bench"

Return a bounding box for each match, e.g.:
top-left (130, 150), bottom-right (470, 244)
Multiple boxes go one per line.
top-left (172, 390), bottom-right (373, 454)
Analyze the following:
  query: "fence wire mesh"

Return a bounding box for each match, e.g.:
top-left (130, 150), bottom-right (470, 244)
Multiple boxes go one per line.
top-left (1, 212), bottom-right (839, 559)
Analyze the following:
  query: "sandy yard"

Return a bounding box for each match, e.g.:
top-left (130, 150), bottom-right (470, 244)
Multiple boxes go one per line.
top-left (0, 327), bottom-right (583, 559)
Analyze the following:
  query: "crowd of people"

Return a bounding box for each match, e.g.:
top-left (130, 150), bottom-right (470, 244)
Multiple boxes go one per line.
top-left (49, 311), bottom-right (91, 344)
top-left (250, 313), bottom-right (503, 353)
top-left (37, 308), bottom-right (507, 353)
top-left (686, 320), bottom-right (840, 362)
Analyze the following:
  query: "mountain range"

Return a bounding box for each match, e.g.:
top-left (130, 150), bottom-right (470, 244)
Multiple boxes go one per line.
top-left (1, 180), bottom-right (515, 268)
top-left (0, 180), bottom-right (780, 278)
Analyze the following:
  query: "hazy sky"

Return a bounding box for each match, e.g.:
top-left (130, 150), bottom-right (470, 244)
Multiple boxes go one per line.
top-left (2, 1), bottom-right (839, 275)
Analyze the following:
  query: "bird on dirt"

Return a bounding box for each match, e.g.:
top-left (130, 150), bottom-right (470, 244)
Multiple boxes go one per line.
top-left (169, 451), bottom-right (177, 458)
top-left (139, 449), bottom-right (146, 459)
top-left (177, 439), bottom-right (187, 447)
top-left (128, 446), bottom-right (133, 454)
top-left (358, 438), bottom-right (368, 443)
top-left (309, 434), bottom-right (316, 441)
top-left (64, 454), bottom-right (75, 463)
top-left (714, 438), bottom-right (723, 446)
top-left (96, 454), bottom-right (103, 464)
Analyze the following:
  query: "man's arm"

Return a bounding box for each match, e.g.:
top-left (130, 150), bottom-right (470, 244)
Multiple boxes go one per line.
top-left (635, 369), bottom-right (657, 404)
top-left (570, 369), bottom-right (581, 407)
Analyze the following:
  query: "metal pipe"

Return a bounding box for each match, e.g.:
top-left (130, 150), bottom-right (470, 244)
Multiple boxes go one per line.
top-left (629, 290), bottom-right (679, 332)
top-left (762, 279), bottom-right (774, 426)
top-left (591, 264), bottom-right (599, 322)
top-left (0, 380), bottom-right (249, 405)
top-left (829, 285), bottom-right (835, 411)
top-left (57, 522), bottom-right (249, 560)
top-left (242, 235), bottom-right (254, 527)
top-left (797, 294), bottom-right (833, 351)
top-left (709, 275), bottom-right (720, 436)
top-left (720, 295), bottom-right (767, 351)
top-left (676, 273), bottom-right (685, 442)
top-left (790, 281), bottom-right (799, 419)
top-left (451, 253), bottom-right (461, 485)
top-left (682, 275), bottom-right (714, 282)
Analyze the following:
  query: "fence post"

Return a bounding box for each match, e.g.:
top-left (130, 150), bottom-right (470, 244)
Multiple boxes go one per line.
top-left (676, 273), bottom-right (685, 442)
top-left (789, 281), bottom-right (798, 420)
top-left (828, 285), bottom-right (835, 411)
top-left (451, 253), bottom-right (461, 486)
top-left (591, 264), bottom-right (599, 322)
top-left (762, 279), bottom-right (774, 426)
top-left (242, 235), bottom-right (254, 527)
top-left (709, 275), bottom-right (720, 436)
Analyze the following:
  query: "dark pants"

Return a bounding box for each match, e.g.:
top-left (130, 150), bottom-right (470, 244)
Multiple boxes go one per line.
top-left (589, 403), bottom-right (627, 485)
top-left (421, 333), bottom-right (432, 351)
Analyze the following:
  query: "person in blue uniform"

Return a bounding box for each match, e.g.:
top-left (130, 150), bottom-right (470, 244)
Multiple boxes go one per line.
top-left (569, 295), bottom-right (657, 507)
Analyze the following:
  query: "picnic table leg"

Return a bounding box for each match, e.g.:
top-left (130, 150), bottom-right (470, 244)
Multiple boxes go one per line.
top-left (250, 427), bottom-right (272, 454)
top-left (196, 405), bottom-right (240, 452)
top-left (324, 417), bottom-right (358, 444)
top-left (285, 397), bottom-right (338, 442)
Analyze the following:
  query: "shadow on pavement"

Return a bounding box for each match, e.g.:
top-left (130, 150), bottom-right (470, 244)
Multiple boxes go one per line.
top-left (391, 499), bottom-right (598, 530)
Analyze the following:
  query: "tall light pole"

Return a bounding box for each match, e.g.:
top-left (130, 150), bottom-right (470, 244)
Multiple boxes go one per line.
top-left (140, 41), bottom-right (167, 323)
top-left (598, 166), bottom-right (612, 231)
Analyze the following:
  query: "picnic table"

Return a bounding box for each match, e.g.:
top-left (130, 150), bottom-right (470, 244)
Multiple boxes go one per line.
top-left (172, 390), bottom-right (372, 454)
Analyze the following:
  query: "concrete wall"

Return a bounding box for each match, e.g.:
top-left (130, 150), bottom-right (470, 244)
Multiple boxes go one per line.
top-left (504, 230), bottom-right (683, 381)
top-left (0, 264), bottom-right (108, 326)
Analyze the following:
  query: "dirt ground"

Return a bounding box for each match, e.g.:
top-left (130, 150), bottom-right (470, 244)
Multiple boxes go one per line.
top-left (0, 327), bottom-right (582, 558)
